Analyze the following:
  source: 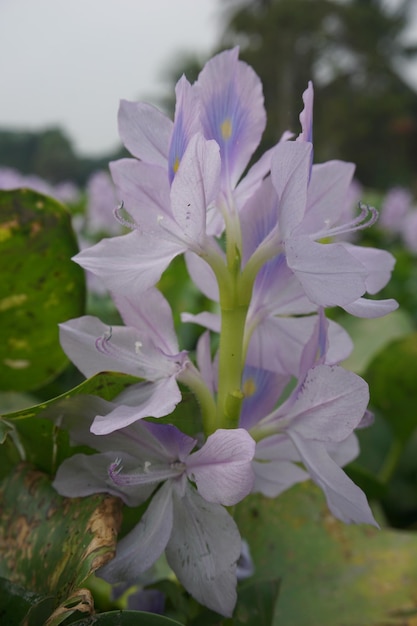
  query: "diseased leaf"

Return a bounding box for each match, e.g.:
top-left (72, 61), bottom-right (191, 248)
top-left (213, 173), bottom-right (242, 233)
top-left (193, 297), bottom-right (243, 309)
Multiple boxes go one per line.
top-left (0, 464), bottom-right (122, 624)
top-left (0, 188), bottom-right (86, 391)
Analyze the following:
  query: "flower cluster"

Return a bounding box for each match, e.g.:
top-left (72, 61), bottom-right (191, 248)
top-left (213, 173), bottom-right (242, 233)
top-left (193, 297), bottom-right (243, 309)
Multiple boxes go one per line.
top-left (53, 48), bottom-right (397, 616)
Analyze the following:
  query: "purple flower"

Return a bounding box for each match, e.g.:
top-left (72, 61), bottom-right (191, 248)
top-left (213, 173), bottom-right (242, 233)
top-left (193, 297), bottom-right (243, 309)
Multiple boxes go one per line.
top-left (59, 288), bottom-right (192, 434)
top-left (245, 312), bottom-right (377, 526)
top-left (53, 418), bottom-right (255, 617)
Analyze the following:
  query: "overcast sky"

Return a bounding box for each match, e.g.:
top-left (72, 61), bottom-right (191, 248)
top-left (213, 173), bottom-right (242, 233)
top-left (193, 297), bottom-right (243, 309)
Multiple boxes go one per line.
top-left (1, 0), bottom-right (417, 157)
top-left (0, 0), bottom-right (220, 155)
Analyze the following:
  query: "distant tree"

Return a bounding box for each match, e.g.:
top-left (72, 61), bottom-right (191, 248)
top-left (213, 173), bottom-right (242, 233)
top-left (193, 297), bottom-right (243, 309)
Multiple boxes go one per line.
top-left (163, 0), bottom-right (417, 189)
top-left (219, 0), bottom-right (417, 188)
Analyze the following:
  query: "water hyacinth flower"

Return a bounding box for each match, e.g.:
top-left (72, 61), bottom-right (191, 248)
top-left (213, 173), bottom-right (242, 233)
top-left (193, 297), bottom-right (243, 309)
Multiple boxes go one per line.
top-left (53, 415), bottom-right (255, 617)
top-left (50, 45), bottom-right (399, 620)
top-left (59, 288), bottom-right (198, 434)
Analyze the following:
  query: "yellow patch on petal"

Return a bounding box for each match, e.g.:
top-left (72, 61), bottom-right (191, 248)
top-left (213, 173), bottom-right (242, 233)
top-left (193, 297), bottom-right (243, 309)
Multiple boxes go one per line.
top-left (242, 377), bottom-right (257, 398)
top-left (173, 156), bottom-right (180, 174)
top-left (221, 118), bottom-right (233, 141)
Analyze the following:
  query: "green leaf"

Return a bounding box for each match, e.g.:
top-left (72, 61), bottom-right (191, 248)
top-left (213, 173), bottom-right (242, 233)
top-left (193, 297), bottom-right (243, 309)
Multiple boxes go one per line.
top-left (236, 484), bottom-right (417, 625)
top-left (340, 309), bottom-right (413, 374)
top-left (0, 463), bottom-right (122, 624)
top-left (0, 371), bottom-right (140, 473)
top-left (0, 577), bottom-right (56, 626)
top-left (70, 609), bottom-right (185, 625)
top-left (0, 189), bottom-right (86, 392)
top-left (365, 333), bottom-right (417, 444)
top-left (234, 578), bottom-right (281, 626)
top-left (1, 371), bottom-right (141, 422)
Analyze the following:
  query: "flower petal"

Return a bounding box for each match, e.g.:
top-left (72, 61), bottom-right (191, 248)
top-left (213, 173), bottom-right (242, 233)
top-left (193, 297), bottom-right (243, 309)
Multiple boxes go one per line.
top-left (98, 481), bottom-right (174, 582)
top-left (118, 100), bottom-right (172, 165)
top-left (186, 429), bottom-right (255, 505)
top-left (91, 378), bottom-right (183, 435)
top-left (198, 47), bottom-right (266, 188)
top-left (285, 236), bottom-right (367, 307)
top-left (74, 231), bottom-right (184, 296)
top-left (166, 486), bottom-right (241, 616)
top-left (289, 434), bottom-right (378, 526)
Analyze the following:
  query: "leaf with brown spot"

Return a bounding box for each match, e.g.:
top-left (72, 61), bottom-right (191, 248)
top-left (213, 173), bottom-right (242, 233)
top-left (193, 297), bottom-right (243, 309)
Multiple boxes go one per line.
top-left (0, 188), bottom-right (86, 392)
top-left (0, 463), bottom-right (123, 624)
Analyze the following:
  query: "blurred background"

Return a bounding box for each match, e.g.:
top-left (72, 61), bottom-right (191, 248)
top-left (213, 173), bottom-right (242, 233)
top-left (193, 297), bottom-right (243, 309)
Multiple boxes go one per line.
top-left (1, 0), bottom-right (417, 190)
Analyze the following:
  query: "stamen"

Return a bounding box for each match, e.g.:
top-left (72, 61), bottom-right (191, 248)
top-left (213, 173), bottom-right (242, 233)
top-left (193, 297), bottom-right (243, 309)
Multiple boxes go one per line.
top-left (95, 326), bottom-right (113, 355)
top-left (313, 203), bottom-right (378, 241)
top-left (114, 201), bottom-right (140, 231)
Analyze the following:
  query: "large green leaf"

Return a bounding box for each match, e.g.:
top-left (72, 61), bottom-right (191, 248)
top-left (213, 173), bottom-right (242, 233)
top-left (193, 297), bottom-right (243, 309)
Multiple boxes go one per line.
top-left (236, 484), bottom-right (417, 626)
top-left (0, 463), bottom-right (122, 625)
top-left (0, 188), bottom-right (86, 391)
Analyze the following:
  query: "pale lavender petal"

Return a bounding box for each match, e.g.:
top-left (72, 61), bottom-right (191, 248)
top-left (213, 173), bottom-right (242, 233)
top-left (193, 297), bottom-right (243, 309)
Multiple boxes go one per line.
top-left (59, 317), bottom-right (141, 378)
top-left (343, 297), bottom-right (399, 318)
top-left (91, 377), bottom-right (183, 434)
top-left (246, 315), bottom-right (320, 376)
top-left (297, 81), bottom-right (314, 144)
top-left (198, 47), bottom-right (266, 189)
top-left (240, 176), bottom-right (279, 264)
top-left (196, 331), bottom-right (216, 394)
top-left (110, 159), bottom-right (173, 232)
top-left (74, 231), bottom-right (184, 295)
top-left (184, 250), bottom-right (220, 301)
top-left (326, 319), bottom-right (354, 364)
top-left (298, 160), bottom-right (356, 235)
top-left (327, 433), bottom-right (360, 467)
top-left (99, 481), bottom-right (174, 583)
top-left (252, 435), bottom-right (308, 497)
top-left (234, 147), bottom-right (275, 210)
top-left (240, 366), bottom-right (289, 430)
top-left (341, 243), bottom-right (396, 294)
top-left (166, 486), bottom-right (240, 617)
top-left (249, 253), bottom-right (317, 316)
top-left (271, 141), bottom-right (312, 238)
top-left (112, 288), bottom-right (179, 354)
top-left (253, 459), bottom-right (308, 498)
top-left (118, 100), bottom-right (172, 165)
top-left (168, 75), bottom-right (201, 183)
top-left (171, 134), bottom-right (221, 245)
top-left (285, 237), bottom-right (367, 307)
top-left (186, 429), bottom-right (255, 505)
top-left (289, 434), bottom-right (378, 526)
top-left (277, 365), bottom-right (369, 443)
top-left (53, 451), bottom-right (152, 506)
top-left (181, 311), bottom-right (220, 333)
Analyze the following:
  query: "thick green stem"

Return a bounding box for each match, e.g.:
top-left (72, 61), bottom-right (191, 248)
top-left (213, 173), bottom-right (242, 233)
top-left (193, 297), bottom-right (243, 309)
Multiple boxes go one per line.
top-left (216, 302), bottom-right (248, 430)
